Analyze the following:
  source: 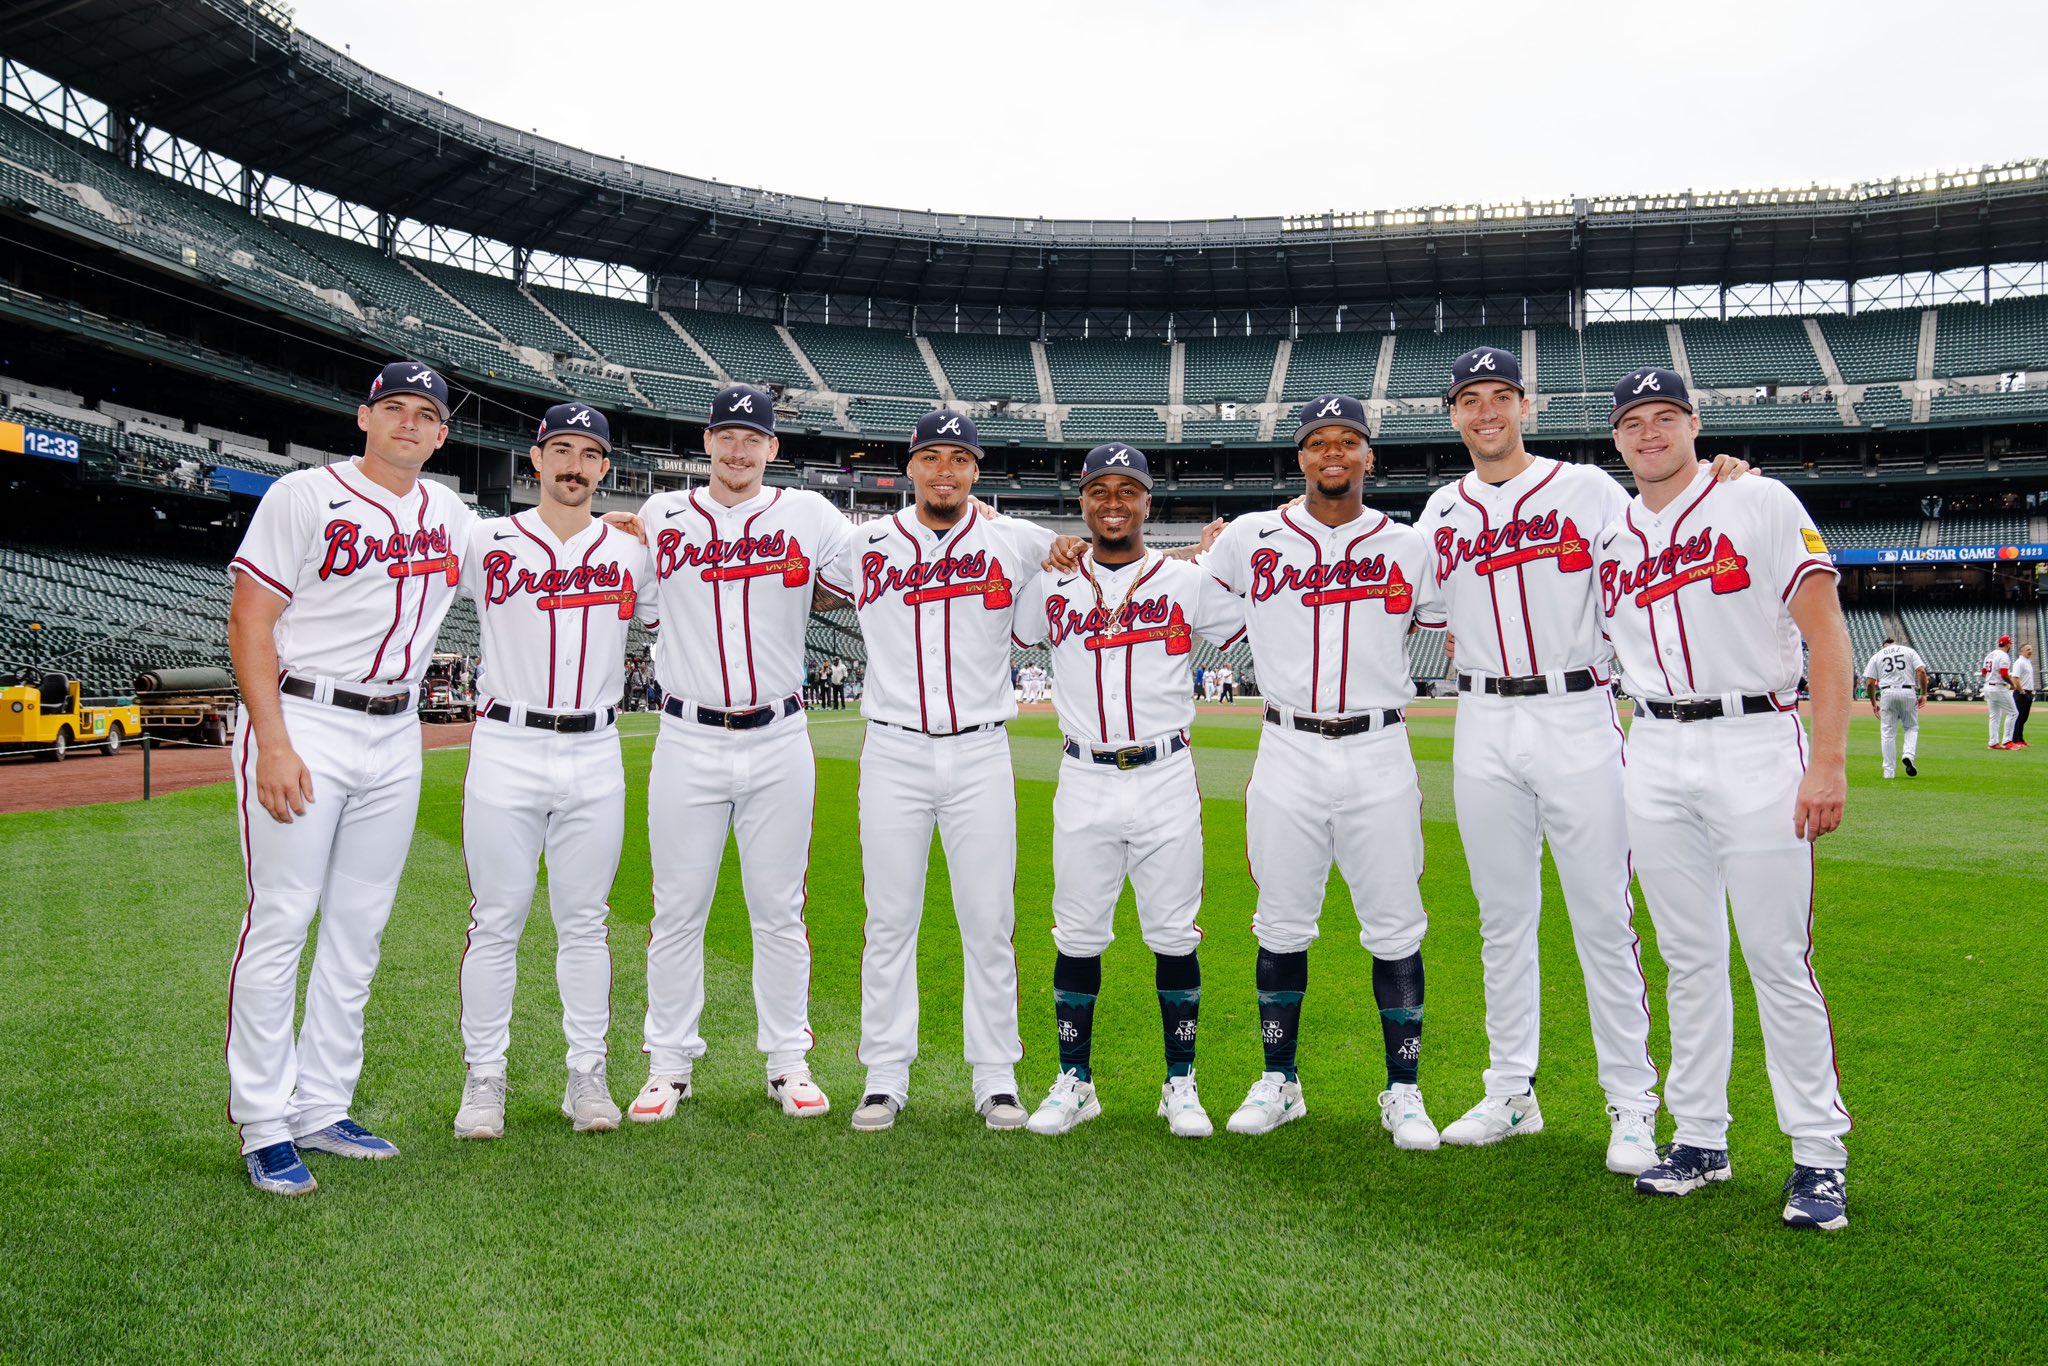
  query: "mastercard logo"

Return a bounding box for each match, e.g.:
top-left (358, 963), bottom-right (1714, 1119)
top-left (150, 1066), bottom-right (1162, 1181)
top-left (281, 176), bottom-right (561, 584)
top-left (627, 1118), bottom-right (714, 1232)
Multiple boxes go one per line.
top-left (1998, 546), bottom-right (2019, 560)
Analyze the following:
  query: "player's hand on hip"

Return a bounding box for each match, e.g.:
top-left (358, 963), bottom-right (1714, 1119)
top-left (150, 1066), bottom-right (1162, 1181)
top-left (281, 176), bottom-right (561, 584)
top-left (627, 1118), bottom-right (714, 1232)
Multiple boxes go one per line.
top-left (1707, 453), bottom-right (1753, 481)
top-left (255, 742), bottom-right (315, 823)
top-left (600, 511), bottom-right (648, 544)
top-left (1044, 535), bottom-right (1085, 572)
top-left (1793, 766), bottom-right (1845, 842)
top-left (1443, 632), bottom-right (1456, 662)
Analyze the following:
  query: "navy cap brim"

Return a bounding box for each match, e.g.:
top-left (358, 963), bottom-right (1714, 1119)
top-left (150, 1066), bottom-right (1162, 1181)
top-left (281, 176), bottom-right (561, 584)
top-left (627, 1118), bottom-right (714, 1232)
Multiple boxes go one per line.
top-left (907, 433), bottom-right (984, 460)
top-left (371, 383), bottom-right (449, 420)
top-left (1294, 415), bottom-right (1371, 446)
top-left (1079, 465), bottom-right (1152, 490)
top-left (706, 416), bottom-right (776, 437)
top-left (539, 429), bottom-right (611, 454)
top-left (1609, 394), bottom-right (1694, 425)
top-left (1445, 375), bottom-right (1525, 402)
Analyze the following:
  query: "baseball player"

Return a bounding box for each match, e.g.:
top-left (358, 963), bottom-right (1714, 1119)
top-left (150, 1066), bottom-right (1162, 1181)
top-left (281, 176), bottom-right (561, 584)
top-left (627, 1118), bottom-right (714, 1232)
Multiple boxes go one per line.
top-left (225, 361), bottom-right (475, 1195)
top-left (1203, 665), bottom-right (1222, 703)
top-left (2012, 643), bottom-right (2034, 747)
top-left (1598, 367), bottom-right (1854, 1231)
top-left (1861, 636), bottom-right (1928, 778)
top-left (1010, 443), bottom-right (1246, 1138)
top-left (827, 410), bottom-right (1072, 1132)
top-left (1204, 395), bottom-right (1440, 1150)
top-left (1983, 635), bottom-right (2018, 749)
top-left (630, 385), bottom-right (859, 1122)
top-left (451, 403), bottom-right (656, 1140)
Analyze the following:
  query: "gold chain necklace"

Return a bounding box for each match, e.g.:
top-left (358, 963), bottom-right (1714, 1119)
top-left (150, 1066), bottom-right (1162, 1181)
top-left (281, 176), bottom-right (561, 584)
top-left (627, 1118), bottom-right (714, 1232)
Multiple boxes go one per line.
top-left (1084, 549), bottom-right (1152, 637)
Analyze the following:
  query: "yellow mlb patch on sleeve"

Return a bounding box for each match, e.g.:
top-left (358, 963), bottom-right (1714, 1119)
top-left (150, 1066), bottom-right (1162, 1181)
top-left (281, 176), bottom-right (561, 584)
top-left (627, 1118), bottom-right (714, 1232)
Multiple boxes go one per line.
top-left (1801, 527), bottom-right (1828, 554)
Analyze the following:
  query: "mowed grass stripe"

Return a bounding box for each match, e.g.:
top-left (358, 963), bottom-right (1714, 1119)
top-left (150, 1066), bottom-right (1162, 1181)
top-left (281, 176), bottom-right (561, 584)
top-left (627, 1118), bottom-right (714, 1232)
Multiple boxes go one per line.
top-left (0, 713), bottom-right (2037, 1360)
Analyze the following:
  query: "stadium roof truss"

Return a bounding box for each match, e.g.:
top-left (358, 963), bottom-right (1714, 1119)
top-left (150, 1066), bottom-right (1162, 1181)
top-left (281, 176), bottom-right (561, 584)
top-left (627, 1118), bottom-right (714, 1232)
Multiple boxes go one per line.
top-left (3, 0), bottom-right (2048, 334)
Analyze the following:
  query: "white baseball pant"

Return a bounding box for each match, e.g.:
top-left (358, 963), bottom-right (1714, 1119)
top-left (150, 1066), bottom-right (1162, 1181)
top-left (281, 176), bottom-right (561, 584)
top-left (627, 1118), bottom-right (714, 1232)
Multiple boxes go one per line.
top-left (1987, 688), bottom-right (2017, 746)
top-left (1245, 720), bottom-right (1428, 959)
top-left (1050, 741), bottom-right (1205, 959)
top-left (1877, 690), bottom-right (1919, 776)
top-left (1452, 688), bottom-right (1659, 1110)
top-left (459, 719), bottom-right (625, 1076)
top-left (227, 695), bottom-right (421, 1154)
top-left (1623, 711), bottom-right (1851, 1170)
top-left (857, 723), bottom-right (1022, 1107)
top-left (643, 709), bottom-right (816, 1078)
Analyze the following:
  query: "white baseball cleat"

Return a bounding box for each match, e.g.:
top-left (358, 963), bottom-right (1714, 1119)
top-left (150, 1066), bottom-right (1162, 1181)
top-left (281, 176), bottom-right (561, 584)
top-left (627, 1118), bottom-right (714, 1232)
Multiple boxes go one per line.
top-left (1025, 1070), bottom-right (1101, 1135)
top-left (1439, 1092), bottom-right (1544, 1146)
top-left (627, 1073), bottom-right (691, 1124)
top-left (1158, 1073), bottom-right (1213, 1139)
top-left (1606, 1105), bottom-right (1660, 1175)
top-left (977, 1093), bottom-right (1029, 1131)
top-left (562, 1062), bottom-right (620, 1133)
top-left (850, 1094), bottom-right (901, 1132)
top-left (1379, 1084), bottom-right (1441, 1150)
top-left (1225, 1071), bottom-right (1306, 1135)
top-left (767, 1072), bottom-right (831, 1118)
top-left (453, 1072), bottom-right (507, 1140)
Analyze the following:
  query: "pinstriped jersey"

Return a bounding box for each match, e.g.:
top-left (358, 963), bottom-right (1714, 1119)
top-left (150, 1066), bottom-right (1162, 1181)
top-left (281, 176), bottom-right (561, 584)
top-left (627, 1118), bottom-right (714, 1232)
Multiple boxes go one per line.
top-left (1413, 456), bottom-right (1629, 678)
top-left (640, 485), bottom-right (858, 709)
top-left (1595, 466), bottom-right (1838, 703)
top-left (463, 511), bottom-right (658, 713)
top-left (1205, 505), bottom-right (1425, 715)
top-left (846, 506), bottom-right (1056, 733)
top-left (1011, 551), bottom-right (1244, 745)
top-left (229, 461), bottom-right (476, 686)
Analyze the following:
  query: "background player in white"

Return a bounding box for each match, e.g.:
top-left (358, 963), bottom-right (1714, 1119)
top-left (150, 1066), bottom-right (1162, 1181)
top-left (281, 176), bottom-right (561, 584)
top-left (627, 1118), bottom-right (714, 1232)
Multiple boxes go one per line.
top-left (225, 361), bottom-right (473, 1195)
top-left (2011, 643), bottom-right (2035, 747)
top-left (630, 385), bottom-right (857, 1122)
top-left (1598, 367), bottom-right (1855, 1231)
top-left (1862, 636), bottom-right (1928, 778)
top-left (1982, 634), bottom-right (2018, 749)
top-left (1203, 665), bottom-right (1222, 702)
top-left (826, 410), bottom-right (1072, 1132)
top-left (452, 404), bottom-right (656, 1140)
top-left (1205, 395), bottom-right (1440, 1151)
top-left (1010, 443), bottom-right (1246, 1139)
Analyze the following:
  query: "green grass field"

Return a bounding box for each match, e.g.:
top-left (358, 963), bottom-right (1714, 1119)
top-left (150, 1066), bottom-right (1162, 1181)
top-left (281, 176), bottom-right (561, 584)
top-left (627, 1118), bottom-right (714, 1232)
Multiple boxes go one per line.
top-left (1, 705), bottom-right (2040, 1361)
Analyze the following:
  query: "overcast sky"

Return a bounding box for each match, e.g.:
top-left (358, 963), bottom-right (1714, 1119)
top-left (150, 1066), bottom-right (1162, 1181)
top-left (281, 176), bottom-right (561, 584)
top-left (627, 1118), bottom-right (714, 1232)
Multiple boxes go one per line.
top-left (291, 0), bottom-right (2046, 222)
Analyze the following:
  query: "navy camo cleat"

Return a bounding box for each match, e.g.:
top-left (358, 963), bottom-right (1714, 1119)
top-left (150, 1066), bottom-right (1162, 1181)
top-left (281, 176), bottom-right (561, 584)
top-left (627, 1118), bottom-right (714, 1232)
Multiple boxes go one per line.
top-left (1781, 1165), bottom-right (1849, 1230)
top-left (294, 1118), bottom-right (400, 1160)
top-left (1633, 1143), bottom-right (1732, 1196)
top-left (244, 1141), bottom-right (317, 1196)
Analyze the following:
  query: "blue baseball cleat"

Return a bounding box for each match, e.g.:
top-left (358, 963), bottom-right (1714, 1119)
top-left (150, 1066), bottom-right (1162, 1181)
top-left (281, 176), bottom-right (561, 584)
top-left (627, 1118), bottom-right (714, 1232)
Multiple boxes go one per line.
top-left (1782, 1165), bottom-right (1849, 1230)
top-left (245, 1142), bottom-right (317, 1196)
top-left (1633, 1143), bottom-right (1732, 1196)
top-left (294, 1118), bottom-right (400, 1160)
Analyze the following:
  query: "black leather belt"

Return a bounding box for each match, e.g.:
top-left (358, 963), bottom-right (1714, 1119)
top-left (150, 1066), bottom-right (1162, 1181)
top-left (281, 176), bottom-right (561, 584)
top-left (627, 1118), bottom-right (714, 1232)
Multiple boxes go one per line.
top-left (281, 675), bottom-right (413, 717)
top-left (1641, 695), bottom-right (1780, 722)
top-left (1459, 669), bottom-right (1598, 697)
top-left (663, 693), bottom-right (803, 730)
top-left (1062, 733), bottom-right (1188, 769)
top-left (874, 720), bottom-right (1006, 737)
top-left (1264, 705), bottom-right (1404, 738)
top-left (482, 701), bottom-right (617, 733)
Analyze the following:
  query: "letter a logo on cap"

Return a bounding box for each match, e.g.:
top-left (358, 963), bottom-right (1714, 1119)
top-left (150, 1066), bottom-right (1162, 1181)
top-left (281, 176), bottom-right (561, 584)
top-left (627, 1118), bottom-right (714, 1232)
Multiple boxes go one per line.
top-left (937, 416), bottom-right (962, 435)
top-left (567, 407), bottom-right (593, 427)
top-left (731, 393), bottom-right (754, 413)
top-left (1314, 398), bottom-right (1343, 417)
top-left (1632, 371), bottom-right (1662, 394)
top-left (1106, 447), bottom-right (1132, 466)
top-left (406, 366), bottom-right (434, 384)
top-left (1470, 351), bottom-right (1497, 372)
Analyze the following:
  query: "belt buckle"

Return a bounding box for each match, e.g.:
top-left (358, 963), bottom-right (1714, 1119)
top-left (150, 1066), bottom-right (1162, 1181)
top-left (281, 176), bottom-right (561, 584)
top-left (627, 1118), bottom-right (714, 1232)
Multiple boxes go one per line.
top-left (723, 709), bottom-right (742, 730)
top-left (1112, 745), bottom-right (1146, 770)
top-left (1498, 675), bottom-right (1544, 698)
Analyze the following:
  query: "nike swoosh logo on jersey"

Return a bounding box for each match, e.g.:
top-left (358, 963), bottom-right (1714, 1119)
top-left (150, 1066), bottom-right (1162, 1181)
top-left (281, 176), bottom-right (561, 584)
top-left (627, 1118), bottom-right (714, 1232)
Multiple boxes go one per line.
top-left (1056, 576), bottom-right (1077, 587)
top-left (665, 508), bottom-right (689, 519)
top-left (1258, 527), bottom-right (1281, 539)
top-left (868, 532), bottom-right (889, 543)
top-left (494, 531), bottom-right (517, 541)
top-left (328, 499), bottom-right (351, 510)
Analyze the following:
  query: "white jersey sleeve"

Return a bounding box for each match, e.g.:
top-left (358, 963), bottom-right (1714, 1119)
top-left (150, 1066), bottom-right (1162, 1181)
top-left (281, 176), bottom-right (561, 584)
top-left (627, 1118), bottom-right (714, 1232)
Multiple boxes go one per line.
top-left (1754, 478), bottom-right (1840, 605)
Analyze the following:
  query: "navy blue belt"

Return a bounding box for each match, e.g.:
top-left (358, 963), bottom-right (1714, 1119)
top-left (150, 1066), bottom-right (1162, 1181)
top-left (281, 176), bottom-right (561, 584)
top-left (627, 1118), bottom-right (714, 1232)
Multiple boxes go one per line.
top-left (874, 720), bottom-right (1006, 737)
top-left (483, 702), bottom-right (617, 733)
top-left (664, 694), bottom-right (803, 730)
top-left (1062, 733), bottom-right (1188, 770)
top-left (1641, 695), bottom-right (1779, 722)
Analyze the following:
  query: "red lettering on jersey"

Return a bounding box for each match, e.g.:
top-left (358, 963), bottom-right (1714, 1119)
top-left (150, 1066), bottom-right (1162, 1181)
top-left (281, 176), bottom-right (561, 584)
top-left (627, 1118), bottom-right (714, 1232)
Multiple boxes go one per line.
top-left (654, 528), bottom-right (808, 586)
top-left (1600, 530), bottom-right (1750, 614)
top-left (319, 519), bottom-right (455, 581)
top-left (1044, 592), bottom-right (1176, 648)
top-left (1434, 513), bottom-right (1593, 580)
top-left (1084, 602), bottom-right (1192, 654)
top-left (858, 549), bottom-right (1012, 609)
top-left (1248, 547), bottom-right (1409, 613)
top-left (483, 550), bottom-right (634, 616)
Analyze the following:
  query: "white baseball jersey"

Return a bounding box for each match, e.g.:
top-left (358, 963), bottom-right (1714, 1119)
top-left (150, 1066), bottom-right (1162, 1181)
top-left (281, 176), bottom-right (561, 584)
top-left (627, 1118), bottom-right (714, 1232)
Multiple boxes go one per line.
top-left (2014, 655), bottom-right (2036, 691)
top-left (465, 511), bottom-right (658, 712)
top-left (230, 461), bottom-right (475, 685)
top-left (1207, 506), bottom-right (1426, 714)
top-left (847, 506), bottom-right (1054, 732)
top-left (1982, 648), bottom-right (2014, 690)
top-left (1012, 551), bottom-right (1244, 744)
top-left (641, 486), bottom-right (857, 707)
top-left (1596, 467), bottom-right (1837, 702)
top-left (1415, 456), bottom-right (1628, 676)
top-left (1863, 643), bottom-right (1926, 692)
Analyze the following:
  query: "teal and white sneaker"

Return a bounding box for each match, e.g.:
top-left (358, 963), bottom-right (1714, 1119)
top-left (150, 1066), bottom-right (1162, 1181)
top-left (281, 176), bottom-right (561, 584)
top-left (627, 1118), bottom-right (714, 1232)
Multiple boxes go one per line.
top-left (1378, 1084), bottom-right (1440, 1151)
top-left (1606, 1105), bottom-right (1659, 1175)
top-left (1440, 1092), bottom-right (1543, 1147)
top-left (1026, 1070), bottom-right (1101, 1135)
top-left (1158, 1073), bottom-right (1213, 1139)
top-left (1225, 1071), bottom-right (1306, 1135)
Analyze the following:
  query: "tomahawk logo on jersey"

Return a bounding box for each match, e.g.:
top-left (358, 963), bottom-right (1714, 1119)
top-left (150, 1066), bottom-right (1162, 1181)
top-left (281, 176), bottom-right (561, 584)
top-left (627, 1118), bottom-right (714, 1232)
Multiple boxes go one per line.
top-left (230, 463), bottom-right (476, 684)
top-left (1414, 457), bottom-right (1630, 677)
top-left (1206, 507), bottom-right (1427, 715)
top-left (1596, 468), bottom-right (1836, 701)
top-left (1013, 552), bottom-right (1244, 745)
top-left (846, 506), bottom-right (1055, 733)
top-left (463, 512), bottom-right (658, 713)
top-left (637, 486), bottom-right (857, 708)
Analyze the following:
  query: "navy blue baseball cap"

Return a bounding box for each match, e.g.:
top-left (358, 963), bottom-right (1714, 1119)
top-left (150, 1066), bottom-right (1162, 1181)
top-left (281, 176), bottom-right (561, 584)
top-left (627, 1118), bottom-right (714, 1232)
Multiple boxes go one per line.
top-left (1610, 367), bottom-right (1694, 424)
top-left (1446, 346), bottom-right (1524, 401)
top-left (536, 402), bottom-right (612, 454)
top-left (1293, 394), bottom-right (1370, 446)
top-left (908, 409), bottom-right (983, 460)
top-left (706, 384), bottom-right (776, 436)
top-left (1079, 442), bottom-right (1153, 490)
top-left (366, 361), bottom-right (450, 420)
